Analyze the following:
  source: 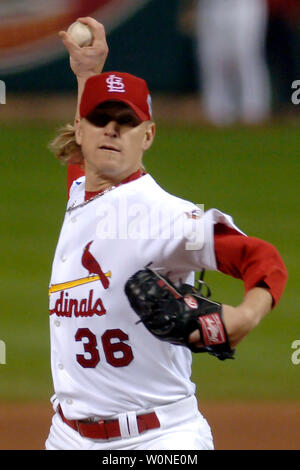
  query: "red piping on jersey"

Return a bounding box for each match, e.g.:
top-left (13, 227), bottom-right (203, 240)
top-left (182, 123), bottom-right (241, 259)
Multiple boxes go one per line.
top-left (214, 223), bottom-right (288, 308)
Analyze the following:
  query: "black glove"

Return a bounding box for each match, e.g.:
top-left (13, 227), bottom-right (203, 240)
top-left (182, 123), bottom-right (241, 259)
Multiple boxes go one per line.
top-left (125, 268), bottom-right (235, 361)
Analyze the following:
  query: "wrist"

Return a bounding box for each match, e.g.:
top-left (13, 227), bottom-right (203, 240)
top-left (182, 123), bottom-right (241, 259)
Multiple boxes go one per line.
top-left (76, 71), bottom-right (99, 81)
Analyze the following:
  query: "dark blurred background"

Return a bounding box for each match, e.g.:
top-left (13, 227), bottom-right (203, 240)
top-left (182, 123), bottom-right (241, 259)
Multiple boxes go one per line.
top-left (1, 0), bottom-right (299, 118)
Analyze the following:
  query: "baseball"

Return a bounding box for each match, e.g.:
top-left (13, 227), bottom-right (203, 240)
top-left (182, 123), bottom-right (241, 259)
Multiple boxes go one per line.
top-left (67, 21), bottom-right (93, 47)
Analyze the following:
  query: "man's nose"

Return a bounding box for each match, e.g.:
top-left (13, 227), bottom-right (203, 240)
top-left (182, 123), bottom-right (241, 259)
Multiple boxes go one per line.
top-left (104, 120), bottom-right (119, 137)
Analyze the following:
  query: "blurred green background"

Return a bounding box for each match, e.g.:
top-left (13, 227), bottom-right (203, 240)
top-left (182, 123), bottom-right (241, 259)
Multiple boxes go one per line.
top-left (0, 118), bottom-right (298, 403)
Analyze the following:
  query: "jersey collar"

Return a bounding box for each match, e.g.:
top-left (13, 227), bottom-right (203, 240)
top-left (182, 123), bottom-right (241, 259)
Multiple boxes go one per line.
top-left (84, 169), bottom-right (145, 201)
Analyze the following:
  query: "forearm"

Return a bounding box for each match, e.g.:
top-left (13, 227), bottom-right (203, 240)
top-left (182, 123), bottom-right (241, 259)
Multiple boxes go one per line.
top-left (222, 287), bottom-right (273, 347)
top-left (189, 286), bottom-right (273, 349)
top-left (59, 17), bottom-right (109, 124)
top-left (75, 74), bottom-right (95, 124)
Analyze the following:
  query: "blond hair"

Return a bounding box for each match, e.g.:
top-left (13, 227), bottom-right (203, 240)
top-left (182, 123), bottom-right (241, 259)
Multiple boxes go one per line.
top-left (48, 123), bottom-right (146, 172)
top-left (48, 123), bottom-right (83, 165)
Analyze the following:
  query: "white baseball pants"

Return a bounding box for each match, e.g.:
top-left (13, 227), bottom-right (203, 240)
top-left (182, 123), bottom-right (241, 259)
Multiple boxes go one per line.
top-left (45, 395), bottom-right (214, 450)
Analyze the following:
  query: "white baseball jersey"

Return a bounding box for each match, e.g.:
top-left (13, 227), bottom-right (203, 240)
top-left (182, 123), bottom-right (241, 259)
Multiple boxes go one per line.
top-left (49, 174), bottom-right (240, 420)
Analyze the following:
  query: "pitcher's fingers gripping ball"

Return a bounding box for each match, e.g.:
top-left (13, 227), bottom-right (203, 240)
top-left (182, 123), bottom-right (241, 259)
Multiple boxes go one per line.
top-left (125, 268), bottom-right (235, 360)
top-left (58, 17), bottom-right (108, 87)
top-left (67, 20), bottom-right (94, 47)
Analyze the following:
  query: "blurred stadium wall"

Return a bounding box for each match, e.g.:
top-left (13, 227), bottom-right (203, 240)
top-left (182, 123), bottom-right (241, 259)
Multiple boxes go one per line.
top-left (0, 0), bottom-right (197, 93)
top-left (0, 0), bottom-right (299, 107)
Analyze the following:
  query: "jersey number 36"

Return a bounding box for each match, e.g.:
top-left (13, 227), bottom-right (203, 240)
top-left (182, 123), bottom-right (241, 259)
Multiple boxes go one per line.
top-left (75, 328), bottom-right (134, 368)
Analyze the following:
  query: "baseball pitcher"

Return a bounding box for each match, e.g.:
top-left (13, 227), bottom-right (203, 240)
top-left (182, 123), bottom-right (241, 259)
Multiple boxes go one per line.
top-left (45, 18), bottom-right (288, 450)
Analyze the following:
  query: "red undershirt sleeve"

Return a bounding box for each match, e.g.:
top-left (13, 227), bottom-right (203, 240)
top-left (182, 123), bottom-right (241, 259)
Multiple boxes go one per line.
top-left (67, 164), bottom-right (85, 197)
top-left (213, 223), bottom-right (288, 308)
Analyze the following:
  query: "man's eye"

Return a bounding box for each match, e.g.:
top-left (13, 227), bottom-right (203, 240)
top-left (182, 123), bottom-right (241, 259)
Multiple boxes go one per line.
top-left (118, 116), bottom-right (136, 126)
top-left (87, 114), bottom-right (110, 127)
top-left (87, 111), bottom-right (140, 127)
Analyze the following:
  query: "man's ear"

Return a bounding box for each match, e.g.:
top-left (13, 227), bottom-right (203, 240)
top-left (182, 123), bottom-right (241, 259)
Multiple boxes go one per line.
top-left (75, 119), bottom-right (82, 146)
top-left (143, 122), bottom-right (156, 151)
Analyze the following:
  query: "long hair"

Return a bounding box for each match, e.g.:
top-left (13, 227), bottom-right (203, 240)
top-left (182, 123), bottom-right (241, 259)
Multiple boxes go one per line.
top-left (48, 123), bottom-right (83, 165)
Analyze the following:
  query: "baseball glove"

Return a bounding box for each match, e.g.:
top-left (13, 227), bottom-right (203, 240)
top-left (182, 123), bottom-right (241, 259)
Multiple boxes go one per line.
top-left (125, 268), bottom-right (235, 361)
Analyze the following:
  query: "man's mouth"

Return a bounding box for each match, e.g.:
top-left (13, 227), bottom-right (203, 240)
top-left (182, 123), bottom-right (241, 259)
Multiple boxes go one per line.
top-left (99, 145), bottom-right (120, 152)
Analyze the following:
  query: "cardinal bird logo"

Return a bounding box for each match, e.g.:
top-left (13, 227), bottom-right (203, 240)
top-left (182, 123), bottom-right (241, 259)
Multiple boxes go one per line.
top-left (48, 241), bottom-right (111, 297)
top-left (81, 241), bottom-right (110, 289)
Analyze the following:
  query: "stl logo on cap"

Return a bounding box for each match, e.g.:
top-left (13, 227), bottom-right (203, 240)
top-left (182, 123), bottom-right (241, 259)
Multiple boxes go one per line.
top-left (80, 72), bottom-right (152, 122)
top-left (106, 74), bottom-right (126, 93)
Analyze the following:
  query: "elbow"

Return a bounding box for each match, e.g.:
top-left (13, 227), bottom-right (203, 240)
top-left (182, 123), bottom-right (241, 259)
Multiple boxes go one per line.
top-left (247, 239), bottom-right (288, 308)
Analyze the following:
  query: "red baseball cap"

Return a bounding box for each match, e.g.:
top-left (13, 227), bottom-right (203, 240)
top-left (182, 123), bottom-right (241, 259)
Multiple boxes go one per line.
top-left (80, 72), bottom-right (152, 122)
